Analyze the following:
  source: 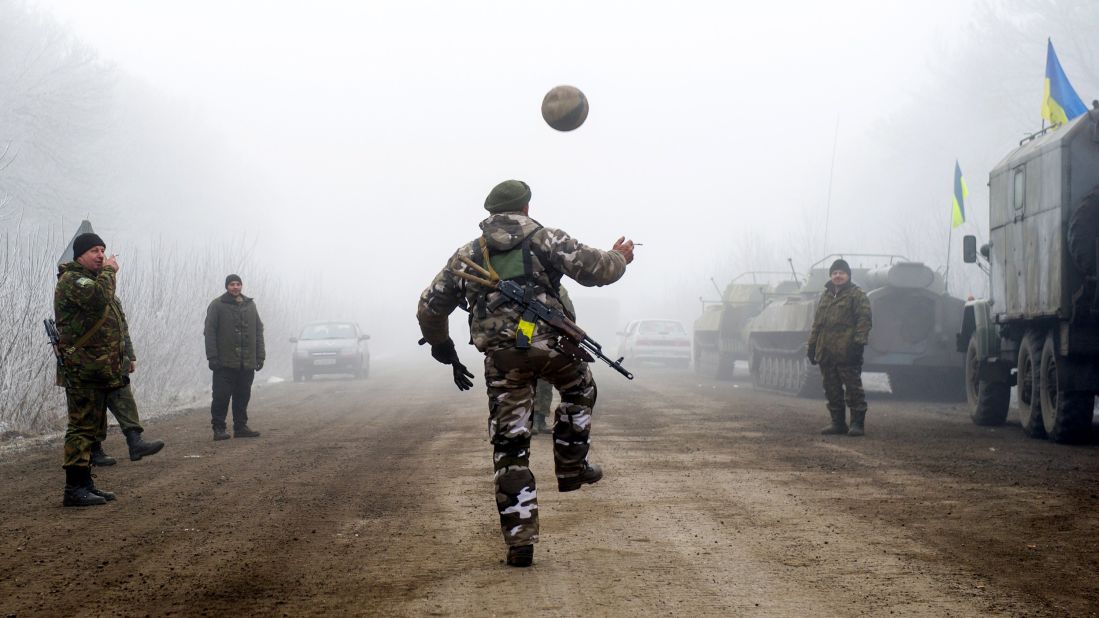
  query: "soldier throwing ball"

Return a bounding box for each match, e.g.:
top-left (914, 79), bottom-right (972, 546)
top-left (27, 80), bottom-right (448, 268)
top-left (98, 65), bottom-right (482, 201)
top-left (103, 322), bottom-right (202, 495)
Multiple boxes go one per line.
top-left (417, 179), bottom-right (634, 567)
top-left (807, 258), bottom-right (873, 436)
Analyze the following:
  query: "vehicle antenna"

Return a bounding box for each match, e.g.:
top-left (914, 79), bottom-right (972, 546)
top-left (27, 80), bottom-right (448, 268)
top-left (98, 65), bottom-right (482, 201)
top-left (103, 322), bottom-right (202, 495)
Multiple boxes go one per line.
top-left (787, 257), bottom-right (800, 287)
top-left (710, 277), bottom-right (723, 298)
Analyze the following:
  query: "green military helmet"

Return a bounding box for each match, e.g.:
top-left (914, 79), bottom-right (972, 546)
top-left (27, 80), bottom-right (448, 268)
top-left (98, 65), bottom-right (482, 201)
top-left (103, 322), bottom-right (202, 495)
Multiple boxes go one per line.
top-left (484, 180), bottom-right (531, 213)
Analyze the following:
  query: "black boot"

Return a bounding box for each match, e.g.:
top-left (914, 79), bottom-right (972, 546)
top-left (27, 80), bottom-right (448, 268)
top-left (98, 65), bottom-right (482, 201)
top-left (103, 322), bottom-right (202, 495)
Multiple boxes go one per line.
top-left (90, 442), bottom-right (117, 467)
top-left (63, 468), bottom-right (107, 507)
top-left (234, 425), bottom-right (261, 438)
top-left (848, 409), bottom-right (866, 437)
top-left (820, 409), bottom-right (848, 435)
top-left (213, 427), bottom-right (231, 441)
top-left (506, 544), bottom-right (534, 567)
top-left (125, 429), bottom-right (165, 461)
top-left (558, 462), bottom-right (603, 492)
top-left (86, 472), bottom-right (116, 502)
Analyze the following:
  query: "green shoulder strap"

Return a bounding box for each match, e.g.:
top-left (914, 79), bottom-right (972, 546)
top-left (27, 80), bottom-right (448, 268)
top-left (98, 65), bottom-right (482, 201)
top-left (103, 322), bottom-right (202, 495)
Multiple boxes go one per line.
top-left (70, 304), bottom-right (112, 349)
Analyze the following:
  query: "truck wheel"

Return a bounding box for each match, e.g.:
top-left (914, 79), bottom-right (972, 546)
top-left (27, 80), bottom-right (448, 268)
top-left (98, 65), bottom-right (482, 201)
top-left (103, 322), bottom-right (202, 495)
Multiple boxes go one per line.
top-left (966, 335), bottom-right (1009, 426)
top-left (1039, 332), bottom-right (1095, 443)
top-left (1016, 332), bottom-right (1046, 438)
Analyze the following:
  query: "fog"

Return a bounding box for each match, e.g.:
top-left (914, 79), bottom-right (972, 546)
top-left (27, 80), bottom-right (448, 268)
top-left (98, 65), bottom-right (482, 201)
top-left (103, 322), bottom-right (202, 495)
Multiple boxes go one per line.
top-left (3, 0), bottom-right (1099, 429)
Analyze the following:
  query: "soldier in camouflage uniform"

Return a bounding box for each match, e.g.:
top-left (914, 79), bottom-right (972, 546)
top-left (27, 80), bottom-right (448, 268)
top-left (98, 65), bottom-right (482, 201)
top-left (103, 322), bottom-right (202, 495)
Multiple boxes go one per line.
top-left (88, 299), bottom-right (166, 466)
top-left (54, 233), bottom-right (128, 506)
top-left (417, 179), bottom-right (634, 567)
top-left (807, 259), bottom-right (873, 436)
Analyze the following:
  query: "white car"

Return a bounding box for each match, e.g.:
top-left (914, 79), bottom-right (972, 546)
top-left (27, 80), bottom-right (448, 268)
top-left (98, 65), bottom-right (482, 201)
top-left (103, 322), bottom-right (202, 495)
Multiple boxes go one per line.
top-left (616, 319), bottom-right (691, 368)
top-left (290, 322), bottom-right (371, 381)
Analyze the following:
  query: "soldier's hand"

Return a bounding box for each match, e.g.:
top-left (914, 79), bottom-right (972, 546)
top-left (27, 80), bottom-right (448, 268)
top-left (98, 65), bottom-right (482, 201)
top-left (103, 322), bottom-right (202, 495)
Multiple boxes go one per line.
top-left (130, 361), bottom-right (137, 373)
top-left (806, 345), bottom-right (817, 366)
top-left (255, 361), bottom-right (264, 372)
top-left (452, 361), bottom-right (475, 391)
top-left (104, 254), bottom-right (120, 271)
top-left (208, 360), bottom-right (219, 371)
top-left (611, 236), bottom-right (635, 264)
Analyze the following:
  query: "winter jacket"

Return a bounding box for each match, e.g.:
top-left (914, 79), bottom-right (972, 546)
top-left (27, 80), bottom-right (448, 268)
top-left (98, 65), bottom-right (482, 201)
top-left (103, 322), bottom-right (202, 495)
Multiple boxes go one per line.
top-left (417, 213), bottom-right (627, 352)
top-left (54, 262), bottom-right (128, 388)
top-left (808, 281), bottom-right (872, 365)
top-left (204, 293), bottom-right (265, 369)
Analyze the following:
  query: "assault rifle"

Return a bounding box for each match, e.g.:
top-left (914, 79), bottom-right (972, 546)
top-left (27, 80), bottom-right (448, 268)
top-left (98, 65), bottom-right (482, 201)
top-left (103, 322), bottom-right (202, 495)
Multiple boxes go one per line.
top-left (452, 255), bottom-right (634, 380)
top-left (44, 318), bottom-right (64, 370)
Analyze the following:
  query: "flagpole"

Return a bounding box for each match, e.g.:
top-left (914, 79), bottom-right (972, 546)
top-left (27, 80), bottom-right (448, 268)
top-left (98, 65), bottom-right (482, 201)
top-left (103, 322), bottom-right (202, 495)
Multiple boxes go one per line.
top-left (944, 222), bottom-right (953, 295)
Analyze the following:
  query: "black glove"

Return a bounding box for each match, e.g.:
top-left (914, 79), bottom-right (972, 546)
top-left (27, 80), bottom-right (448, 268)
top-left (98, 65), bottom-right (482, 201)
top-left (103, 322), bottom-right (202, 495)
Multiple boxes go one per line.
top-left (255, 361), bottom-right (264, 372)
top-left (430, 338), bottom-right (460, 365)
top-left (848, 343), bottom-right (864, 366)
top-left (452, 361), bottom-right (475, 391)
top-left (208, 360), bottom-right (219, 371)
top-left (806, 344), bottom-right (817, 366)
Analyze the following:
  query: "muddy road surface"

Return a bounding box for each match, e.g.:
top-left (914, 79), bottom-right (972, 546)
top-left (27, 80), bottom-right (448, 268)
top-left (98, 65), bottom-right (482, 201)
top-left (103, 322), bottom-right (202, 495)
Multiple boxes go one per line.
top-left (2, 362), bottom-right (1098, 616)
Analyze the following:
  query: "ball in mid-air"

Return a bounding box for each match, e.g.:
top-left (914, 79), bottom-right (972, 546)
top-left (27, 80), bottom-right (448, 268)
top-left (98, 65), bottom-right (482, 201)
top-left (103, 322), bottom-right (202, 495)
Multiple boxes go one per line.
top-left (541, 85), bottom-right (588, 132)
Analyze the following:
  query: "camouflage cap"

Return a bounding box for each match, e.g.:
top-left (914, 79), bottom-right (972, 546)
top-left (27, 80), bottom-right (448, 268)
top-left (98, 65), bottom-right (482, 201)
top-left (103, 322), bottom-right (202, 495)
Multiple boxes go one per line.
top-left (484, 180), bottom-right (531, 213)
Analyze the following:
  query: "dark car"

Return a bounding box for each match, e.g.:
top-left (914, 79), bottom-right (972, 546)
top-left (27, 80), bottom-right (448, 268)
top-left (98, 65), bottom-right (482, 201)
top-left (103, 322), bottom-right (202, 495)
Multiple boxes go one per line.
top-left (291, 322), bottom-right (371, 381)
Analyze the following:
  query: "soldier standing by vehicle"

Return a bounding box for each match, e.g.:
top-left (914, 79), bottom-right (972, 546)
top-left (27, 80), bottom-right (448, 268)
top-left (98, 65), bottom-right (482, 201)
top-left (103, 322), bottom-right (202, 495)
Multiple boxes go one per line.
top-left (204, 274), bottom-right (264, 441)
top-left (88, 300), bottom-right (165, 466)
top-left (417, 179), bottom-right (634, 567)
top-left (807, 259), bottom-right (873, 436)
top-left (55, 233), bottom-right (130, 506)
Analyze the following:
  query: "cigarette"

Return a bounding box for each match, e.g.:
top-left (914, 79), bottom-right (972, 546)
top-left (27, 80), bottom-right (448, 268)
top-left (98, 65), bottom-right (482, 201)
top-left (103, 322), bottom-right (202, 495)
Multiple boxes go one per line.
top-left (633, 243), bottom-right (644, 246)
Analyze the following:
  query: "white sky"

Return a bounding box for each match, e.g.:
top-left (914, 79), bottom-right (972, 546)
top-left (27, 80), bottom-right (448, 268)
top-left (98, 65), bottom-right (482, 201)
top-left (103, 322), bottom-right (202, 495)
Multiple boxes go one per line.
top-left (29, 0), bottom-right (978, 344)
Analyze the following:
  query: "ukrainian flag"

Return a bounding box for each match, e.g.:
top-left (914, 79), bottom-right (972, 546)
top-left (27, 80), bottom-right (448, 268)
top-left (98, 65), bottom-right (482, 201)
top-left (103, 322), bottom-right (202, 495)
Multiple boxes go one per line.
top-left (952, 161), bottom-right (967, 228)
top-left (1042, 38), bottom-right (1087, 126)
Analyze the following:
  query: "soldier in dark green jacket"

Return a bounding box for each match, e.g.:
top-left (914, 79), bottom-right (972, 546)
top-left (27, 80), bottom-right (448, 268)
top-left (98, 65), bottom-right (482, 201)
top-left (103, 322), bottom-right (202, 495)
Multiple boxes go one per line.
top-left (807, 259), bottom-right (873, 436)
top-left (88, 297), bottom-right (166, 466)
top-left (203, 274), bottom-right (264, 441)
top-left (54, 233), bottom-right (125, 506)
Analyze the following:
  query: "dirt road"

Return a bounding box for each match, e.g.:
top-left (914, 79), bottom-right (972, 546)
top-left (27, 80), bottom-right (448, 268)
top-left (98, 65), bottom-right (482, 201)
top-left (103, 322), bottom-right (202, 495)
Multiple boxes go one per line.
top-left (2, 362), bottom-right (1098, 616)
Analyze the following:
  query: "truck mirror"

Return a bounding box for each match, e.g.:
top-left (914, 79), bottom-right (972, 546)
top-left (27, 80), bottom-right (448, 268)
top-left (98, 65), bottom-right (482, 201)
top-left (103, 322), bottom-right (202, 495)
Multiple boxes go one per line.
top-left (980, 243), bottom-right (991, 260)
top-left (962, 235), bottom-right (978, 263)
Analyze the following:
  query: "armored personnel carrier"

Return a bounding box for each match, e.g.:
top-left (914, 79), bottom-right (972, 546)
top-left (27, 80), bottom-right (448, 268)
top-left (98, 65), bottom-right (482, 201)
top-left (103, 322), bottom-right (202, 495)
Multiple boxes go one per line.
top-left (960, 105), bottom-right (1099, 443)
top-left (692, 273), bottom-right (800, 379)
top-left (748, 255), bottom-right (966, 398)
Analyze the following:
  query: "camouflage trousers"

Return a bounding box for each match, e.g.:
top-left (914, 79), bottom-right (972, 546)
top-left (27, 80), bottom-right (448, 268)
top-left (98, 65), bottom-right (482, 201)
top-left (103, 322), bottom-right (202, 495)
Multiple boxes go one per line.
top-left (95, 383), bottom-right (144, 443)
top-left (63, 386), bottom-right (112, 469)
top-left (484, 342), bottom-right (598, 547)
top-left (820, 363), bottom-right (867, 423)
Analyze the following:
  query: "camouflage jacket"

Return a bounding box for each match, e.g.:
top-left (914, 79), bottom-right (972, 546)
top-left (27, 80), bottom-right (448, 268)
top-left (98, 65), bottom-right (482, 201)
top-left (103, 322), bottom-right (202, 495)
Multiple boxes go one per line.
top-left (417, 213), bottom-right (627, 353)
top-left (54, 261), bottom-right (128, 388)
top-left (808, 281), bottom-right (872, 365)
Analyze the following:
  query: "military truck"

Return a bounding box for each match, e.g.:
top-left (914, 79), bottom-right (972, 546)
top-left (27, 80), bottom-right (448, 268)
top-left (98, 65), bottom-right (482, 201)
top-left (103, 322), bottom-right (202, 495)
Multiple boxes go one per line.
top-left (693, 272), bottom-right (799, 379)
top-left (960, 106), bottom-right (1099, 443)
top-left (748, 255), bottom-right (966, 398)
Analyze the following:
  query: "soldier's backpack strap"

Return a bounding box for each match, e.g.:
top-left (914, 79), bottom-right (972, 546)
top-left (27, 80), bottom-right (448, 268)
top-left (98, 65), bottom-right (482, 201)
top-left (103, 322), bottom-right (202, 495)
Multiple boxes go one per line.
top-left (70, 304), bottom-right (112, 349)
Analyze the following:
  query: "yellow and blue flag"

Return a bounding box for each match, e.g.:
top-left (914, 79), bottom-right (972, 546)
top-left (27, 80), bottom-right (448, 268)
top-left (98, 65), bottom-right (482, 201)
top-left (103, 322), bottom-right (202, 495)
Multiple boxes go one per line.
top-left (952, 160), bottom-right (967, 228)
top-left (1042, 38), bottom-right (1087, 126)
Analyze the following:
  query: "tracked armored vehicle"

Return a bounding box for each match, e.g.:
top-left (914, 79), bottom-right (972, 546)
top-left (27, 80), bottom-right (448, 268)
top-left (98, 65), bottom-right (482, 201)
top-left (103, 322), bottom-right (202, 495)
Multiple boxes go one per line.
top-left (960, 106), bottom-right (1099, 443)
top-left (692, 273), bottom-right (799, 379)
top-left (748, 255), bottom-right (966, 398)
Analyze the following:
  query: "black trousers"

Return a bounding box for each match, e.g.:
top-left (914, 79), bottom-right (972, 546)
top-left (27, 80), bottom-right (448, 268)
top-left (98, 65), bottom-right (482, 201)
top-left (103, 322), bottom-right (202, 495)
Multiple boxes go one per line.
top-left (210, 367), bottom-right (255, 431)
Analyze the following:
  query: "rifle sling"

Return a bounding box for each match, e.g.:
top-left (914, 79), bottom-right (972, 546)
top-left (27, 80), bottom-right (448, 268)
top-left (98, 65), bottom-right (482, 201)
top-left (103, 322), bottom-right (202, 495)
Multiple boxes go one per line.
top-left (69, 304), bottom-right (112, 349)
